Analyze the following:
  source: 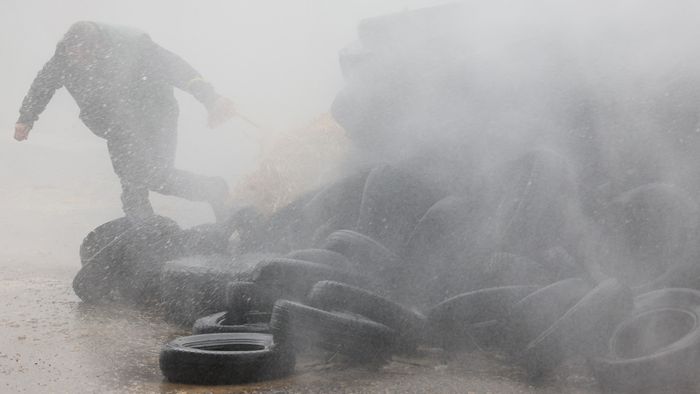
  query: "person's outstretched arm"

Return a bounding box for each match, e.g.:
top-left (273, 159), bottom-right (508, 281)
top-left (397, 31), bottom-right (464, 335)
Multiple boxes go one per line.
top-left (15, 51), bottom-right (65, 141)
top-left (140, 35), bottom-right (236, 128)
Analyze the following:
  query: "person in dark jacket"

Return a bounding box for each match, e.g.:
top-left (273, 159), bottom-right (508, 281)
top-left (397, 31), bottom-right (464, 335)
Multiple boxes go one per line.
top-left (14, 21), bottom-right (237, 221)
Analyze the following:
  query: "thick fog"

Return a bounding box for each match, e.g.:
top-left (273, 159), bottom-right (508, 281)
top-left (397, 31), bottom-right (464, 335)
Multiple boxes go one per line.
top-left (6, 0), bottom-right (700, 392)
top-left (5, 0), bottom-right (700, 286)
top-left (337, 0), bottom-right (700, 188)
top-left (6, 0), bottom-right (700, 217)
top-left (1, 0), bottom-right (441, 228)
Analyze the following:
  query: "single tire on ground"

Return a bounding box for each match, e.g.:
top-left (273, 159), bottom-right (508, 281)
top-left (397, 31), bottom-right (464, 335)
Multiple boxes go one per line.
top-left (592, 288), bottom-right (700, 393)
top-left (159, 332), bottom-right (295, 385)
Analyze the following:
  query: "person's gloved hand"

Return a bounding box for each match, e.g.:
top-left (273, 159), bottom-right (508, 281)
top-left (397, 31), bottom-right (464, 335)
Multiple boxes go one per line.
top-left (14, 123), bottom-right (32, 141)
top-left (207, 97), bottom-right (237, 129)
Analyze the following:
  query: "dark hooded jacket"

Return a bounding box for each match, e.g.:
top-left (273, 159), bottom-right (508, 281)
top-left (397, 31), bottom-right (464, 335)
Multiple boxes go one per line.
top-left (18, 22), bottom-right (218, 138)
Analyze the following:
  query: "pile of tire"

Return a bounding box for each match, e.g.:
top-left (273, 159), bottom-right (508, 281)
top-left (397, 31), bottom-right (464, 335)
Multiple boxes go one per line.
top-left (75, 194), bottom-right (700, 389)
top-left (324, 3), bottom-right (700, 391)
top-left (161, 275), bottom-right (429, 384)
top-left (73, 6), bottom-right (700, 390)
top-left (158, 245), bottom-right (427, 385)
top-left (72, 160), bottom-right (700, 391)
top-left (157, 242), bottom-right (630, 386)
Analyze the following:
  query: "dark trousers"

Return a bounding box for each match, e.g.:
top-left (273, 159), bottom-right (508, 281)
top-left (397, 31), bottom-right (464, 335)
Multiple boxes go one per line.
top-left (106, 113), bottom-right (227, 220)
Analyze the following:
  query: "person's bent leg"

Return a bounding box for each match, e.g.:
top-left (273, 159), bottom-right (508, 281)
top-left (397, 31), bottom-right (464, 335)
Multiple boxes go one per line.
top-left (107, 135), bottom-right (157, 222)
top-left (143, 110), bottom-right (231, 221)
top-left (153, 169), bottom-right (231, 222)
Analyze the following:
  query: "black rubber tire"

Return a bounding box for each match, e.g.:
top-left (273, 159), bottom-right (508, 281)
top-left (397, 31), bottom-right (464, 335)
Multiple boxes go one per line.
top-left (399, 195), bottom-right (479, 306)
top-left (502, 278), bottom-right (593, 354)
top-left (540, 246), bottom-right (586, 282)
top-left (403, 196), bottom-right (475, 260)
top-left (519, 278), bottom-right (633, 379)
top-left (308, 281), bottom-right (426, 350)
top-left (159, 332), bottom-right (294, 385)
top-left (252, 258), bottom-right (362, 301)
top-left (301, 171), bottom-right (369, 246)
top-left (270, 299), bottom-right (395, 362)
top-left (592, 288), bottom-right (700, 393)
top-left (75, 215), bottom-right (184, 304)
top-left (285, 249), bottom-right (355, 271)
top-left (397, 196), bottom-right (488, 309)
top-left (242, 191), bottom-right (318, 253)
top-left (113, 258), bottom-right (165, 306)
top-left (479, 252), bottom-right (557, 288)
top-left (225, 281), bottom-right (278, 315)
top-left (72, 258), bottom-right (119, 303)
top-left (73, 220), bottom-right (139, 303)
top-left (122, 215), bottom-right (183, 260)
top-left (603, 183), bottom-right (699, 292)
top-left (79, 217), bottom-right (133, 265)
top-left (427, 285), bottom-right (539, 350)
top-left (110, 216), bottom-right (183, 306)
top-left (178, 223), bottom-right (230, 256)
top-left (356, 164), bottom-right (438, 253)
top-left (245, 311), bottom-right (272, 324)
top-left (192, 312), bottom-right (270, 335)
top-left (73, 256), bottom-right (163, 306)
top-left (159, 254), bottom-right (264, 326)
top-left (484, 149), bottom-right (577, 258)
top-left (323, 230), bottom-right (399, 276)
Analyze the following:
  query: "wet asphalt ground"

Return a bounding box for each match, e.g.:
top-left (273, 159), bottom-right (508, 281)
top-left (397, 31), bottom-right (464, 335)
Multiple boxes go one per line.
top-left (0, 273), bottom-right (601, 394)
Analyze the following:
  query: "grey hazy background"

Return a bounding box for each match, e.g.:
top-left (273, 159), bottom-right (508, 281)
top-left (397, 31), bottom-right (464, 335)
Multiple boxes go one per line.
top-left (4, 0), bottom-right (700, 271)
top-left (2, 2), bottom-right (700, 392)
top-left (0, 0), bottom-right (446, 276)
